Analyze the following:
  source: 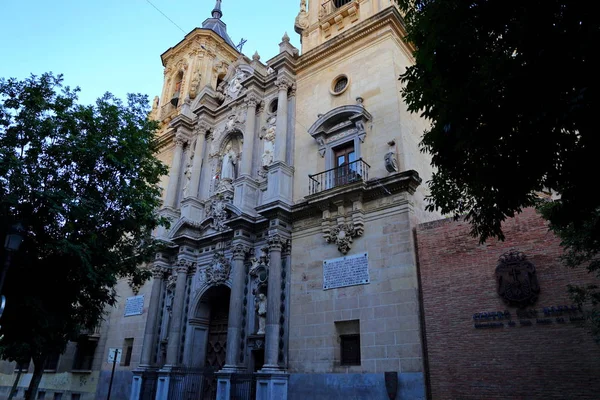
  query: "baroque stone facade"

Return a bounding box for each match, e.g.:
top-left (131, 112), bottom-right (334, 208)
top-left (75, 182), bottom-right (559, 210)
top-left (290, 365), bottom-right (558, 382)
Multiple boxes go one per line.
top-left (132, 1), bottom-right (437, 399)
top-left (0, 1), bottom-right (439, 400)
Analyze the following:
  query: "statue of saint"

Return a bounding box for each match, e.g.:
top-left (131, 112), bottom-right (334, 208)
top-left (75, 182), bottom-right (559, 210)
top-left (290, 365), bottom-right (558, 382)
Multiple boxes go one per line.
top-left (221, 143), bottom-right (237, 180)
top-left (255, 293), bottom-right (267, 335)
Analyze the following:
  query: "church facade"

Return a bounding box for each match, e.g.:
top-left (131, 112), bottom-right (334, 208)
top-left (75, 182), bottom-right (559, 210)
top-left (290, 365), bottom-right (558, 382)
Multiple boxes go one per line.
top-left (123, 0), bottom-right (436, 399)
top-left (0, 1), bottom-right (437, 399)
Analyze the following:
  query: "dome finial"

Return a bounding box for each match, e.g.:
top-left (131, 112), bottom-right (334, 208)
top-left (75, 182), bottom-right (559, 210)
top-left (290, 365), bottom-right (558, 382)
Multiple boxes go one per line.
top-left (212, 0), bottom-right (223, 19)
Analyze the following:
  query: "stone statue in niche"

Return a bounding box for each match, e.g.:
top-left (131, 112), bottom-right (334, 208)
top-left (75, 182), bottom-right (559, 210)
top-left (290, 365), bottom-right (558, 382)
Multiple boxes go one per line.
top-left (255, 293), bottom-right (267, 335)
top-left (221, 143), bottom-right (238, 180)
top-left (260, 118), bottom-right (276, 167)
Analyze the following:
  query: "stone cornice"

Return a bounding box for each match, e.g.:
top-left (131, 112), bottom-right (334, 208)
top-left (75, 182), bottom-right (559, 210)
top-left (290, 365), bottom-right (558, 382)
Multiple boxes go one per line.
top-left (292, 170), bottom-right (422, 221)
top-left (160, 28), bottom-right (239, 66)
top-left (297, 7), bottom-right (413, 72)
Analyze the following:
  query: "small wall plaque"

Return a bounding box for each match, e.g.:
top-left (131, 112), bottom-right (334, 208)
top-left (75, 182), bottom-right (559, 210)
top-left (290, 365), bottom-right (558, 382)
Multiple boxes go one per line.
top-left (124, 295), bottom-right (144, 317)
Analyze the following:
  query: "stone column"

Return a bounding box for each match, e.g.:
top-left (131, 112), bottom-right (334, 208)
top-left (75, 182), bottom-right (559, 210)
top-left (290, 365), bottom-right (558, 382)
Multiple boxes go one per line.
top-left (164, 135), bottom-right (187, 208)
top-left (274, 79), bottom-right (291, 163)
top-left (263, 234), bottom-right (284, 369)
top-left (185, 124), bottom-right (208, 199)
top-left (240, 95), bottom-right (259, 176)
top-left (139, 266), bottom-right (166, 367)
top-left (165, 259), bottom-right (192, 365)
top-left (223, 243), bottom-right (249, 370)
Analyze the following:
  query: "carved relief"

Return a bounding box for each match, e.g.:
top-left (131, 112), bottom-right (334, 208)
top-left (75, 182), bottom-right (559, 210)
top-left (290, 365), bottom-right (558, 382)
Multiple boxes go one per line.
top-left (322, 202), bottom-right (365, 254)
top-left (495, 250), bottom-right (540, 307)
top-left (205, 251), bottom-right (231, 285)
top-left (205, 197), bottom-right (230, 231)
top-left (224, 68), bottom-right (248, 102)
top-left (294, 0), bottom-right (309, 34)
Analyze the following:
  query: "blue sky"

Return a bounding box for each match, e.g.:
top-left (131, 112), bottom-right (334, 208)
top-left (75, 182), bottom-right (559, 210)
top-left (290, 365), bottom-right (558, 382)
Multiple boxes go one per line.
top-left (0, 0), bottom-right (301, 105)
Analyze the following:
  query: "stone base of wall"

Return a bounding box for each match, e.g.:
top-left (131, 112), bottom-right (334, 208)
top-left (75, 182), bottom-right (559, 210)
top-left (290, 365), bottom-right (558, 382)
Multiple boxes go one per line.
top-left (94, 370), bottom-right (133, 400)
top-left (288, 372), bottom-right (424, 400)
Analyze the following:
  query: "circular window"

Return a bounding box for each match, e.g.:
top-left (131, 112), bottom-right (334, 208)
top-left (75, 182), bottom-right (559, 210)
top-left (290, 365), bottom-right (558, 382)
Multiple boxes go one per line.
top-left (330, 74), bottom-right (349, 96)
top-left (269, 99), bottom-right (278, 113)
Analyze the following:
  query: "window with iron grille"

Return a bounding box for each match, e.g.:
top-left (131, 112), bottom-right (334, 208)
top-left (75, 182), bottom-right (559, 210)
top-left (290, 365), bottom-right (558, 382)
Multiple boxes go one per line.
top-left (340, 334), bottom-right (361, 365)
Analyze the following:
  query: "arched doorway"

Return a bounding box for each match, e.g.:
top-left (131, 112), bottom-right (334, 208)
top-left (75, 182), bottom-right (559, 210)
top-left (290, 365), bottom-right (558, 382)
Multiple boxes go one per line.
top-left (202, 285), bottom-right (230, 370)
top-left (186, 285), bottom-right (231, 399)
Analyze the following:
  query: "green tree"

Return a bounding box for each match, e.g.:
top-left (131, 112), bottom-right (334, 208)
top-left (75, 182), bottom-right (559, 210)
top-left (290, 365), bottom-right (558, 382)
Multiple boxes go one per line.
top-left (397, 1), bottom-right (600, 332)
top-left (0, 73), bottom-right (168, 399)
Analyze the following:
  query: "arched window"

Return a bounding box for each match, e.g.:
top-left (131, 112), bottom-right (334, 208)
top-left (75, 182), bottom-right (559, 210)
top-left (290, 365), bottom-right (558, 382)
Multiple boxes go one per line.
top-left (170, 71), bottom-right (183, 107)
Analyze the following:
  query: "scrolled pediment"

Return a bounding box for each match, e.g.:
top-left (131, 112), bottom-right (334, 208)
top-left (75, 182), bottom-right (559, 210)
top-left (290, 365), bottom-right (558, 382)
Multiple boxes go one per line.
top-left (308, 104), bottom-right (372, 139)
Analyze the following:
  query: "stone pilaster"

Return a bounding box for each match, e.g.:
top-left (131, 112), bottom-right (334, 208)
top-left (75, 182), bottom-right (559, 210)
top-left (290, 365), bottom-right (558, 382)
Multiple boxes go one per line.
top-left (274, 79), bottom-right (291, 163)
top-left (263, 233), bottom-right (285, 370)
top-left (164, 135), bottom-right (187, 209)
top-left (223, 243), bottom-right (250, 370)
top-left (241, 95), bottom-right (259, 176)
top-left (165, 259), bottom-right (193, 365)
top-left (185, 123), bottom-right (209, 199)
top-left (139, 265), bottom-right (167, 367)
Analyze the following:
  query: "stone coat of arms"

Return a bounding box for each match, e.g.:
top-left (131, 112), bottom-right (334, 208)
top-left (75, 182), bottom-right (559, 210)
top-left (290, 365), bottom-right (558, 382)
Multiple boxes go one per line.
top-left (495, 250), bottom-right (540, 307)
top-left (205, 251), bottom-right (231, 285)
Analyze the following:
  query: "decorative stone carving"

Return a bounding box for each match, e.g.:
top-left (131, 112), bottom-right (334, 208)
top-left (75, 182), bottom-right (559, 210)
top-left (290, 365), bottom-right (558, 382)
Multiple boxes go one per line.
top-left (322, 201), bottom-right (365, 254)
top-left (260, 116), bottom-right (277, 167)
top-left (255, 293), bottom-right (267, 335)
top-left (268, 233), bottom-right (284, 251)
top-left (220, 143), bottom-right (238, 180)
top-left (326, 223), bottom-right (355, 255)
top-left (205, 251), bottom-right (231, 285)
top-left (182, 140), bottom-right (195, 197)
top-left (495, 250), bottom-right (540, 307)
top-left (275, 78), bottom-right (291, 92)
top-left (175, 258), bottom-right (194, 273)
top-left (384, 139), bottom-right (399, 173)
top-left (232, 243), bottom-right (249, 259)
top-left (174, 135), bottom-right (187, 147)
top-left (189, 71), bottom-right (202, 99)
top-left (294, 0), bottom-right (309, 34)
top-left (225, 68), bottom-right (247, 101)
top-left (205, 197), bottom-right (230, 231)
top-left (166, 270), bottom-right (177, 291)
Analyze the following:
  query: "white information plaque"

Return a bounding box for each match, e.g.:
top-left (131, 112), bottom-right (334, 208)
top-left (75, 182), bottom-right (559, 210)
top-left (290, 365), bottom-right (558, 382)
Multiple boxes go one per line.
top-left (124, 295), bottom-right (144, 317)
top-left (323, 252), bottom-right (369, 290)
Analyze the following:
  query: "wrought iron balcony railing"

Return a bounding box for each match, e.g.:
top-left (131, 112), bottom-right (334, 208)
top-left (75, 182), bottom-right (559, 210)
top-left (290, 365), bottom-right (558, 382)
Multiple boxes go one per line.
top-left (309, 158), bottom-right (370, 195)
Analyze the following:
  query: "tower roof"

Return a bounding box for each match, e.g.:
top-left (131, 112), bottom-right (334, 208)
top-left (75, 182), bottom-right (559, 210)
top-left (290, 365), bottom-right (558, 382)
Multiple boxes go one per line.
top-left (201, 0), bottom-right (236, 48)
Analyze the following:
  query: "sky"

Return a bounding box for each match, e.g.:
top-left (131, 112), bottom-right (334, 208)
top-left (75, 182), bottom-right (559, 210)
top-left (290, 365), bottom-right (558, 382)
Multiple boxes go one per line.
top-left (0, 0), bottom-right (301, 106)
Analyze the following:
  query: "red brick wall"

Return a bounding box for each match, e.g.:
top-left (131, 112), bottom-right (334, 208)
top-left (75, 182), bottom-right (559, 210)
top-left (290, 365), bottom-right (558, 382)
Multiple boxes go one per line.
top-left (416, 208), bottom-right (600, 400)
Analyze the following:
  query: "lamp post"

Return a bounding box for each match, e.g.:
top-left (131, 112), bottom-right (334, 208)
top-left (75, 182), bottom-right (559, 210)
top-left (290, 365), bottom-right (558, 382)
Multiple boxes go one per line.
top-left (0, 222), bottom-right (25, 296)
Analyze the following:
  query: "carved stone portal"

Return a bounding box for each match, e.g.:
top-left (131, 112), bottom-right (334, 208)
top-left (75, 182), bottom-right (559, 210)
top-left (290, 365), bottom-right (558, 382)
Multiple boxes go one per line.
top-left (495, 250), bottom-right (540, 308)
top-left (205, 251), bottom-right (231, 285)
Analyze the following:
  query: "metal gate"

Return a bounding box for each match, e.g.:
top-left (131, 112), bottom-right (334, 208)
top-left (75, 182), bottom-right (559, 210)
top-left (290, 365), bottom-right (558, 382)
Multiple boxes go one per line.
top-left (230, 373), bottom-right (256, 400)
top-left (167, 367), bottom-right (216, 400)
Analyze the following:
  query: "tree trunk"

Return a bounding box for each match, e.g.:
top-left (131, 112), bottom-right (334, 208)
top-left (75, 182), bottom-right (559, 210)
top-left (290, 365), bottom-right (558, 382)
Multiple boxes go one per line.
top-left (25, 355), bottom-right (46, 400)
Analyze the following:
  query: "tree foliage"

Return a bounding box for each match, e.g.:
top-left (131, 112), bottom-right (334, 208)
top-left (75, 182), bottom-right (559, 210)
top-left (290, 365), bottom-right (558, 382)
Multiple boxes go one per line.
top-left (0, 73), bottom-right (168, 398)
top-left (397, 0), bottom-right (600, 335)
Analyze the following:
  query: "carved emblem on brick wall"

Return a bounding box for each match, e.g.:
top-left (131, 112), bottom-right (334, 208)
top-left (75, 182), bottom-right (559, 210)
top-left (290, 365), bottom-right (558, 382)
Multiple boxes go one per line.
top-left (495, 250), bottom-right (540, 307)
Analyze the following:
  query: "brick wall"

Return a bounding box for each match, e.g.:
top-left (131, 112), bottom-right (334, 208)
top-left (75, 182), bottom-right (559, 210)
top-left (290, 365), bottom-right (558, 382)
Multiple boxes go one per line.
top-left (416, 208), bottom-right (600, 400)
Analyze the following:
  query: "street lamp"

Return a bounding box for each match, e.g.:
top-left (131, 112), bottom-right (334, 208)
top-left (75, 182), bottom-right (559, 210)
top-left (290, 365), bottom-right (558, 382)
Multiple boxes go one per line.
top-left (0, 222), bottom-right (25, 295)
